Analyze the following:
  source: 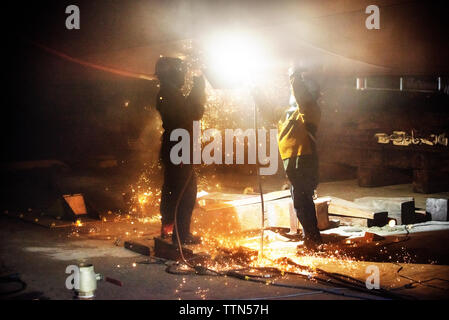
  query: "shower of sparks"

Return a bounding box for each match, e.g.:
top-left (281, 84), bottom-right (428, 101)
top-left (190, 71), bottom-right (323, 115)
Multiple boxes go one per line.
top-left (117, 43), bottom-right (368, 284)
top-left (127, 161), bottom-right (163, 218)
top-left (191, 231), bottom-right (359, 278)
top-left (125, 41), bottom-right (292, 220)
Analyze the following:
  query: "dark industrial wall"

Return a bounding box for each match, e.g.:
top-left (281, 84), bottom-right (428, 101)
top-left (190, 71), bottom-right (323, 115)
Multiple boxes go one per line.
top-left (317, 82), bottom-right (449, 192)
top-left (2, 41), bottom-right (159, 165)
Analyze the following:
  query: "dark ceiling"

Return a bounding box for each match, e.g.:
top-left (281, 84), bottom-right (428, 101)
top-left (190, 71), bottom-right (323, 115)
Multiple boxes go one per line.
top-left (6, 0), bottom-right (449, 81)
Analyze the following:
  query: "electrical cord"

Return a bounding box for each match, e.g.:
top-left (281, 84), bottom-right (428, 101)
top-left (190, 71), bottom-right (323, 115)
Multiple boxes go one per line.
top-left (392, 262), bottom-right (449, 292)
top-left (0, 273), bottom-right (27, 296)
top-left (226, 269), bottom-right (383, 300)
top-left (167, 153), bottom-right (412, 300)
top-left (315, 269), bottom-right (411, 300)
top-left (168, 245), bottom-right (413, 299)
top-left (246, 290), bottom-right (334, 300)
top-left (268, 257), bottom-right (413, 300)
top-left (169, 174), bottom-right (413, 300)
top-left (136, 256), bottom-right (169, 265)
top-left (173, 167), bottom-right (195, 269)
top-left (165, 252), bottom-right (411, 300)
top-left (172, 167), bottom-right (222, 276)
top-left (381, 221), bottom-right (449, 248)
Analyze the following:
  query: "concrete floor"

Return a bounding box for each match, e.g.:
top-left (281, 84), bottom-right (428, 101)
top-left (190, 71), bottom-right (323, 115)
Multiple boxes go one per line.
top-left (0, 217), bottom-right (377, 300)
top-left (1, 179), bottom-right (449, 300)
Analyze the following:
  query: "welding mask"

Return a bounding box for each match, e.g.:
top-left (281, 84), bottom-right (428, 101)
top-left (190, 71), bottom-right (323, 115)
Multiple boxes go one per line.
top-left (155, 57), bottom-right (186, 88)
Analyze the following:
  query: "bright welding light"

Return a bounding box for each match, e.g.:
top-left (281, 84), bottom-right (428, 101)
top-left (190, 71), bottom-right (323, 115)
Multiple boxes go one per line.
top-left (203, 31), bottom-right (270, 87)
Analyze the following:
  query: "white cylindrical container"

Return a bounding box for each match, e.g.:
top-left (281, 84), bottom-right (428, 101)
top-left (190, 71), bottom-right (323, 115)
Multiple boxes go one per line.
top-left (77, 264), bottom-right (100, 299)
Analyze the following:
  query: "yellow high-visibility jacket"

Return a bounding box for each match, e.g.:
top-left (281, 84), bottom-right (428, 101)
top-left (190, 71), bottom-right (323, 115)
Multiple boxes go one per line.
top-left (277, 101), bottom-right (321, 161)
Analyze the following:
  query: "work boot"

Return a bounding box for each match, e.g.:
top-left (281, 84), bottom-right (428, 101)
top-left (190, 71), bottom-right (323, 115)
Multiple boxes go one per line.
top-left (161, 223), bottom-right (174, 239)
top-left (173, 233), bottom-right (202, 245)
top-left (297, 238), bottom-right (325, 254)
top-left (184, 234), bottom-right (202, 245)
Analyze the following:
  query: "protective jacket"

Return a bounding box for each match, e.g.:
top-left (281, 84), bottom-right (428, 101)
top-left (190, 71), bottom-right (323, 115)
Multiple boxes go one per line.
top-left (277, 79), bottom-right (321, 160)
top-left (156, 83), bottom-right (205, 163)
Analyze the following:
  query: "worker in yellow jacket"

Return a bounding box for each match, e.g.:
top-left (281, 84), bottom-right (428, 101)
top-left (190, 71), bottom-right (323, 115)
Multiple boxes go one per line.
top-left (278, 68), bottom-right (322, 250)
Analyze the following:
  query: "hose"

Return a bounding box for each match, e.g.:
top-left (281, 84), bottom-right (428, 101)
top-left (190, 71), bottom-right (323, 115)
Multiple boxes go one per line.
top-left (0, 273), bottom-right (27, 296)
top-left (171, 166), bottom-right (221, 276)
top-left (173, 167), bottom-right (195, 269)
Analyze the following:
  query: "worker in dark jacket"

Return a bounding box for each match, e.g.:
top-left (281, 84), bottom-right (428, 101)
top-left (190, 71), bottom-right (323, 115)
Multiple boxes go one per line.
top-left (277, 68), bottom-right (322, 250)
top-left (155, 57), bottom-right (205, 245)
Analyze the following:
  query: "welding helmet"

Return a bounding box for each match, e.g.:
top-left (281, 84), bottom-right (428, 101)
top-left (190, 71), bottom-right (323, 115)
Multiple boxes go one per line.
top-left (288, 65), bottom-right (307, 79)
top-left (155, 57), bottom-right (186, 87)
top-left (289, 65), bottom-right (320, 102)
top-left (303, 78), bottom-right (320, 101)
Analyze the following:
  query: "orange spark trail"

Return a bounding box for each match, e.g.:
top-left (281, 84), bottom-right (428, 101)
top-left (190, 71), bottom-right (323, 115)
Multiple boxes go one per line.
top-left (30, 41), bottom-right (156, 81)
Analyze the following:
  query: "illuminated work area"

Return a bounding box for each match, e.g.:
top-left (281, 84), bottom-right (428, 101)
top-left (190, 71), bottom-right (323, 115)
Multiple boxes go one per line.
top-left (1, 0), bottom-right (449, 305)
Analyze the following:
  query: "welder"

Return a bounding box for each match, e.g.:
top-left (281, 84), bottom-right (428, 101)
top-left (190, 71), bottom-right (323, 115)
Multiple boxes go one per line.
top-left (155, 57), bottom-right (205, 245)
top-left (277, 67), bottom-right (323, 251)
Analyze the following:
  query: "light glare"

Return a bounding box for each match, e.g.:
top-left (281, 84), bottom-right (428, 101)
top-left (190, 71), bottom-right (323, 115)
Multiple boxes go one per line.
top-left (204, 32), bottom-right (269, 86)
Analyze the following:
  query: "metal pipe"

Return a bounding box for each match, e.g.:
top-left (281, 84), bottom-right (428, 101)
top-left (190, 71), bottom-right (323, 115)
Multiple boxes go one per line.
top-left (253, 96), bottom-right (265, 260)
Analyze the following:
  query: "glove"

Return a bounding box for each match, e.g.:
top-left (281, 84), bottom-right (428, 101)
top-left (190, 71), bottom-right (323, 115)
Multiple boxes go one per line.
top-left (193, 75), bottom-right (205, 91)
top-left (291, 73), bottom-right (319, 105)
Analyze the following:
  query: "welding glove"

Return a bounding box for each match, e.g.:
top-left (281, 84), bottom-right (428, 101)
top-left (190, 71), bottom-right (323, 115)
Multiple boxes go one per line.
top-left (193, 75), bottom-right (205, 91)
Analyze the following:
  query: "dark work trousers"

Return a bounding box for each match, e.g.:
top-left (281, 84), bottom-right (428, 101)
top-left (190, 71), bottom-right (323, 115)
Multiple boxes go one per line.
top-left (285, 155), bottom-right (322, 243)
top-left (160, 159), bottom-right (197, 243)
